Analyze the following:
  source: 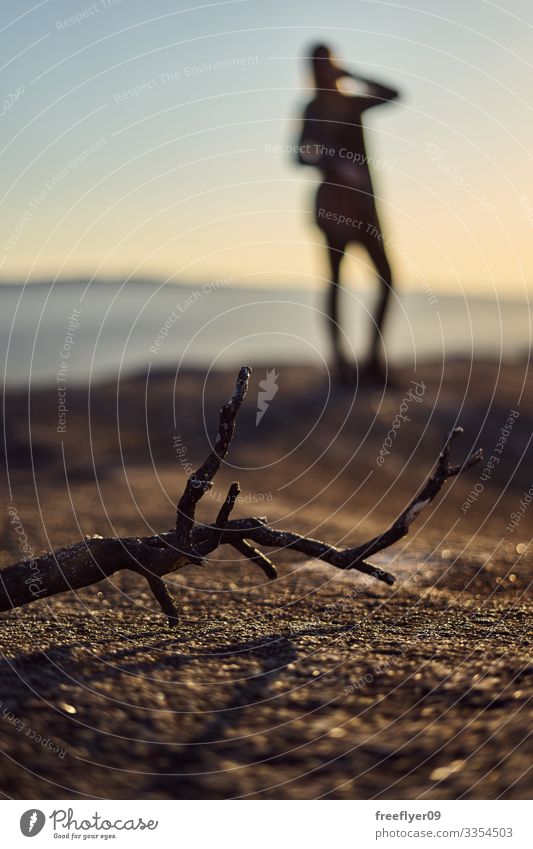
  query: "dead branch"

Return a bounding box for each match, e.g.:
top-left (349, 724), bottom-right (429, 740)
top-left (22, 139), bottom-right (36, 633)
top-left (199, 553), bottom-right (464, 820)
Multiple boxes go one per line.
top-left (174, 366), bottom-right (250, 559)
top-left (0, 368), bottom-right (482, 625)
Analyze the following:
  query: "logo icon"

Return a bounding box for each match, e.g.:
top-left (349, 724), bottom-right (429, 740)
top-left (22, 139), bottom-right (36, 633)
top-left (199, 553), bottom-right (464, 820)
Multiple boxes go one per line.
top-left (256, 369), bottom-right (279, 426)
top-left (20, 810), bottom-right (46, 837)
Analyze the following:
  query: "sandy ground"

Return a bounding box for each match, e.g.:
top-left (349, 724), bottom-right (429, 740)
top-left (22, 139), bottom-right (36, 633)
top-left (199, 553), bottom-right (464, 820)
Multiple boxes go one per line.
top-left (0, 358), bottom-right (531, 799)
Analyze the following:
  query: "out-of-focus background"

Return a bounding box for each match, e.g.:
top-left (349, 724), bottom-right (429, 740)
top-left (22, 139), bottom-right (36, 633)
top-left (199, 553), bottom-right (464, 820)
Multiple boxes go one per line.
top-left (0, 0), bottom-right (532, 383)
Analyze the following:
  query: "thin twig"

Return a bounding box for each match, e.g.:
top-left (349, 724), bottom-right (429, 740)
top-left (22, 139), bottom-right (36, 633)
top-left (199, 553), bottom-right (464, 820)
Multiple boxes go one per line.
top-left (143, 573), bottom-right (180, 627)
top-left (174, 366), bottom-right (251, 557)
top-left (230, 538), bottom-right (278, 581)
top-left (0, 370), bottom-right (482, 624)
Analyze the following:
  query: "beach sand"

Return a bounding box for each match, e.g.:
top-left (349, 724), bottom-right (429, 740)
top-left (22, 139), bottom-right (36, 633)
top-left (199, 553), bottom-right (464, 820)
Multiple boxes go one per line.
top-left (0, 358), bottom-right (531, 799)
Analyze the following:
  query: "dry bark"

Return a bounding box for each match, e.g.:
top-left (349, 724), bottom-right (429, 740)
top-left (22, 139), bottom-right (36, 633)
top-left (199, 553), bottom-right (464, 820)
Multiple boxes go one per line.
top-left (0, 367), bottom-right (482, 625)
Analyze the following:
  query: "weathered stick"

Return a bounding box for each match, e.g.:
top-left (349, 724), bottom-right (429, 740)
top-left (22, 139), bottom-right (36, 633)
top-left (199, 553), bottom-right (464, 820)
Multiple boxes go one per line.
top-left (0, 369), bottom-right (482, 625)
top-left (192, 428), bottom-right (482, 584)
top-left (0, 534), bottom-right (191, 618)
top-left (174, 365), bottom-right (250, 558)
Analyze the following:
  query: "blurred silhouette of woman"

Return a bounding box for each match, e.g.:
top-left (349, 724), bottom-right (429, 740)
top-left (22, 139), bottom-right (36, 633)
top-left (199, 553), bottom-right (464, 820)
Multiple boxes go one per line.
top-left (297, 44), bottom-right (400, 383)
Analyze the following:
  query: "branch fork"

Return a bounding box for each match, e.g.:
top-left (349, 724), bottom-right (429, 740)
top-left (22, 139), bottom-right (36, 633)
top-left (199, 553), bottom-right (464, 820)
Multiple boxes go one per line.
top-left (0, 368), bottom-right (482, 626)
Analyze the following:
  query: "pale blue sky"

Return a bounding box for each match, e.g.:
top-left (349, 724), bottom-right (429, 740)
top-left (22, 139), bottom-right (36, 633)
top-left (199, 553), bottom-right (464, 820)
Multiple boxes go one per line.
top-left (1, 0), bottom-right (533, 296)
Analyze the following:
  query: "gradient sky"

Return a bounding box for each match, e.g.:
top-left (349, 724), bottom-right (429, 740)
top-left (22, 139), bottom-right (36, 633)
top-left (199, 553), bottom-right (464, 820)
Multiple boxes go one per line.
top-left (1, 0), bottom-right (533, 296)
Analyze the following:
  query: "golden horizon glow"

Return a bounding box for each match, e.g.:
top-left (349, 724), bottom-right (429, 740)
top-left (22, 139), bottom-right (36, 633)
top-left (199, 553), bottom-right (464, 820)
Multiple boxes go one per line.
top-left (1, 1), bottom-right (532, 298)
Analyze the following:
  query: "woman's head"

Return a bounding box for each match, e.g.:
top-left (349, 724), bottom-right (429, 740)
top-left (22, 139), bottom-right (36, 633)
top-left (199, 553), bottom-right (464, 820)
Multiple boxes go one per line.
top-left (309, 43), bottom-right (339, 91)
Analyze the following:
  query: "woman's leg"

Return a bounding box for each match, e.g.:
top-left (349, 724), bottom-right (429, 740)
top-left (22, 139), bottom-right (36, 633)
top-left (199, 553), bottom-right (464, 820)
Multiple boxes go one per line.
top-left (366, 232), bottom-right (393, 370)
top-left (325, 237), bottom-right (352, 380)
top-left (325, 239), bottom-right (342, 362)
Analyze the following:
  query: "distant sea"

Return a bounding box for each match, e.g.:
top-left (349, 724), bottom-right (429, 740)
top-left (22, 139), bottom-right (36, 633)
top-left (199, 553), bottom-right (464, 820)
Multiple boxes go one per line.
top-left (0, 279), bottom-right (530, 386)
